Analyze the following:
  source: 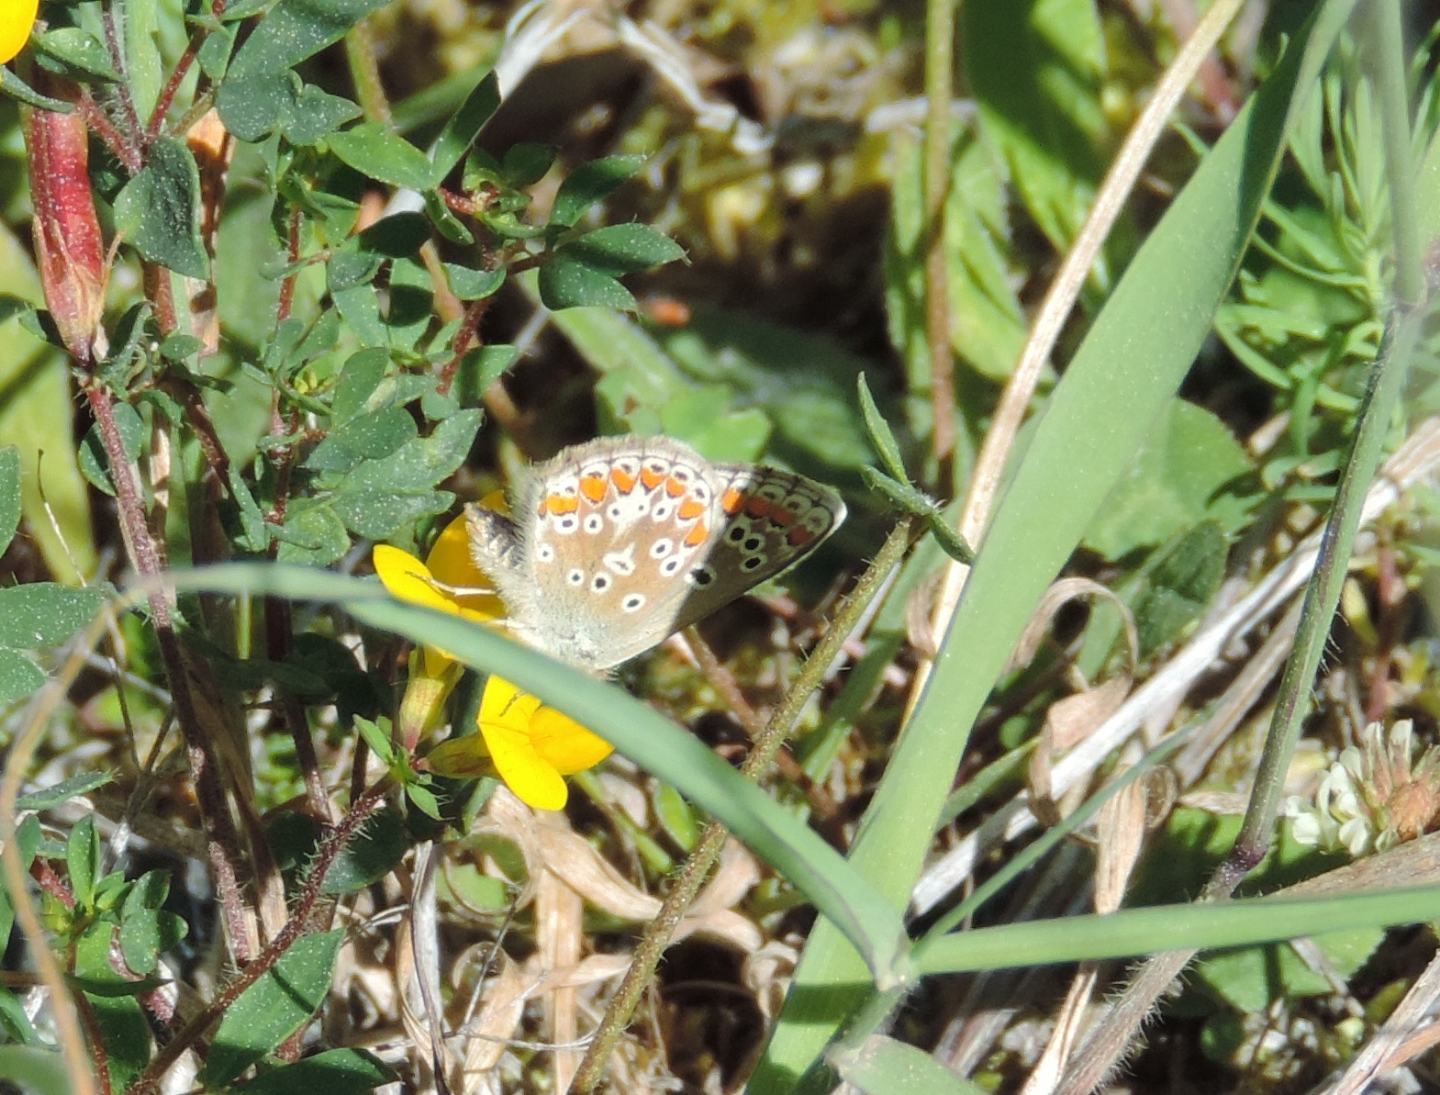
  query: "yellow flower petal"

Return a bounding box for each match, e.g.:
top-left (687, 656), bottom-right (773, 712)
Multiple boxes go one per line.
top-left (425, 513), bottom-right (506, 621)
top-left (473, 675), bottom-right (609, 811)
top-left (0, 0), bottom-right (38, 65)
top-left (373, 544), bottom-right (459, 617)
top-left (482, 710), bottom-right (569, 811)
top-left (531, 708), bottom-right (613, 774)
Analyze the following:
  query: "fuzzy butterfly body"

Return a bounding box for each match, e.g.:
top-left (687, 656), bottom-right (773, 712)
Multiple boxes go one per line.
top-left (465, 436), bottom-right (846, 670)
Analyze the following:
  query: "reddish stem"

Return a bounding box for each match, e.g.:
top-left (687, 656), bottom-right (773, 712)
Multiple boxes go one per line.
top-left (131, 782), bottom-right (389, 1092)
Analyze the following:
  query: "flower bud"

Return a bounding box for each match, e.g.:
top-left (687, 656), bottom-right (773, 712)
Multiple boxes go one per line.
top-left (23, 75), bottom-right (106, 365)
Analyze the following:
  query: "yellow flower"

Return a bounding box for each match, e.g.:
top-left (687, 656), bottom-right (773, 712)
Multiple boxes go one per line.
top-left (0, 0), bottom-right (38, 65)
top-left (372, 511), bottom-right (613, 811)
top-left (427, 676), bottom-right (612, 811)
top-left (372, 513), bottom-right (505, 678)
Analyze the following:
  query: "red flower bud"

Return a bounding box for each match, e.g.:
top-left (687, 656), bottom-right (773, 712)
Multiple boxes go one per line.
top-left (23, 75), bottom-right (106, 366)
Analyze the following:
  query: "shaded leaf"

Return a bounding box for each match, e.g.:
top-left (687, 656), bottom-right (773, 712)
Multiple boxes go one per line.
top-left (203, 931), bottom-right (345, 1086)
top-left (0, 446), bottom-right (19, 556)
top-left (328, 123), bottom-right (436, 190)
top-left (234, 1048), bottom-right (394, 1094)
top-left (551, 154), bottom-right (646, 228)
top-left (538, 253), bottom-right (635, 311)
top-left (430, 70), bottom-right (500, 181)
top-left (0, 584), bottom-right (105, 649)
top-left (114, 139), bottom-right (209, 278)
top-left (565, 224), bottom-right (686, 276)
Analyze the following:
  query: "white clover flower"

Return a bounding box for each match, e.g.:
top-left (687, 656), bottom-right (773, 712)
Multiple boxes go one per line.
top-left (1286, 720), bottom-right (1440, 857)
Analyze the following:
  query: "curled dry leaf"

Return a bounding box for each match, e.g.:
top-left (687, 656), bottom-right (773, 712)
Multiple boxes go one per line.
top-left (1029, 674), bottom-right (1132, 826)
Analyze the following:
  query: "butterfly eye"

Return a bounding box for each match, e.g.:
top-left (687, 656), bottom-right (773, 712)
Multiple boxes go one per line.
top-left (743, 535), bottom-right (764, 552)
top-left (556, 515), bottom-right (578, 534)
top-left (622, 593), bottom-right (646, 612)
top-left (567, 569), bottom-right (585, 586)
top-left (583, 514), bottom-right (604, 534)
top-left (688, 566), bottom-right (715, 587)
top-left (661, 557), bottom-right (683, 575)
top-left (591, 574), bottom-right (610, 592)
top-left (727, 525), bottom-right (746, 543)
top-left (536, 543), bottom-right (555, 563)
top-left (650, 538), bottom-right (673, 558)
top-left (741, 556), bottom-right (764, 571)
top-left (653, 502), bottom-right (672, 520)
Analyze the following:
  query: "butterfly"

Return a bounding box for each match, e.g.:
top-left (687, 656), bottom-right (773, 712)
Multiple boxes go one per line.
top-left (464, 435), bottom-right (846, 670)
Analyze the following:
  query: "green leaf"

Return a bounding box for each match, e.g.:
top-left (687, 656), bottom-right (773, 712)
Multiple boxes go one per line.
top-left (119, 909), bottom-right (187, 976)
top-left (1083, 400), bottom-right (1252, 560)
top-left (451, 345), bottom-right (518, 404)
top-left (281, 84), bottom-right (361, 145)
top-left (352, 715), bottom-right (395, 766)
top-left (339, 410), bottom-right (481, 491)
top-left (356, 212), bottom-right (430, 257)
top-left (34, 28), bottom-right (122, 81)
top-left (274, 501), bottom-right (350, 565)
top-left (79, 402), bottom-right (145, 497)
top-left (443, 263), bottom-right (505, 301)
top-left (857, 374), bottom-right (909, 483)
top-left (122, 0), bottom-right (162, 122)
top-left (327, 123), bottom-right (437, 190)
top-left (404, 781), bottom-right (443, 821)
top-left (965, 0), bottom-right (1109, 258)
top-left (0, 651), bottom-right (45, 707)
top-left (551, 154), bottom-right (647, 228)
top-left (217, 0), bottom-right (390, 140)
top-left (564, 224), bottom-right (686, 276)
top-left (66, 815), bottom-right (100, 909)
top-left (114, 139), bottom-right (209, 279)
top-left (0, 446), bottom-right (19, 556)
top-left (0, 584), bottom-right (105, 649)
top-left (16, 771), bottom-right (115, 812)
top-left (330, 489), bottom-right (452, 540)
top-left (1134, 521), bottom-right (1228, 655)
top-left (268, 807), bottom-right (409, 894)
top-left (203, 931), bottom-right (345, 1086)
top-left (538, 253), bottom-right (635, 311)
top-left (502, 142), bottom-right (558, 187)
top-left (0, 1047), bottom-right (68, 1095)
top-left (429, 71), bottom-right (500, 182)
top-left (233, 1048), bottom-right (394, 1094)
top-left (830, 1035), bottom-right (983, 1094)
top-left (0, 68), bottom-right (74, 112)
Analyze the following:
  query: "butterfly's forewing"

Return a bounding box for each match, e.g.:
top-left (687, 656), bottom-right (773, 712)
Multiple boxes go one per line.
top-left (513, 438), bottom-right (724, 668)
top-left (480, 437), bottom-right (846, 670)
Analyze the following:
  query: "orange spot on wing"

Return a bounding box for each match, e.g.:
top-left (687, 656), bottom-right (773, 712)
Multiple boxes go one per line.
top-left (546, 494), bottom-right (579, 515)
top-left (721, 488), bottom-right (745, 515)
top-left (684, 522), bottom-right (709, 548)
top-left (665, 476), bottom-right (686, 497)
top-left (787, 526), bottom-right (816, 547)
top-left (745, 497), bottom-right (772, 519)
top-left (640, 467), bottom-right (665, 490)
top-left (611, 467), bottom-right (637, 493)
top-left (580, 474), bottom-right (607, 502)
top-left (770, 506), bottom-right (797, 527)
top-left (677, 497), bottom-right (706, 521)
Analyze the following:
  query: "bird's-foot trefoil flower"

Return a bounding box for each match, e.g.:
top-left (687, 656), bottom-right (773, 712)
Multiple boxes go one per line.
top-left (372, 511), bottom-right (612, 811)
top-left (0, 0), bottom-right (38, 65)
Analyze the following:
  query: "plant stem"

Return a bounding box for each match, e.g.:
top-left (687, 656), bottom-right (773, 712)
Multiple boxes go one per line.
top-left (923, 0), bottom-right (957, 487)
top-left (1215, 0), bottom-right (1421, 893)
top-left (132, 781), bottom-right (389, 1092)
top-left (85, 382), bottom-right (255, 959)
top-left (571, 519), bottom-right (916, 1092)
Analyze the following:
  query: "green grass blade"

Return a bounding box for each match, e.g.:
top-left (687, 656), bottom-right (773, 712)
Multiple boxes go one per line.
top-left (168, 564), bottom-right (910, 982)
top-left (750, 2), bottom-right (1358, 1088)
